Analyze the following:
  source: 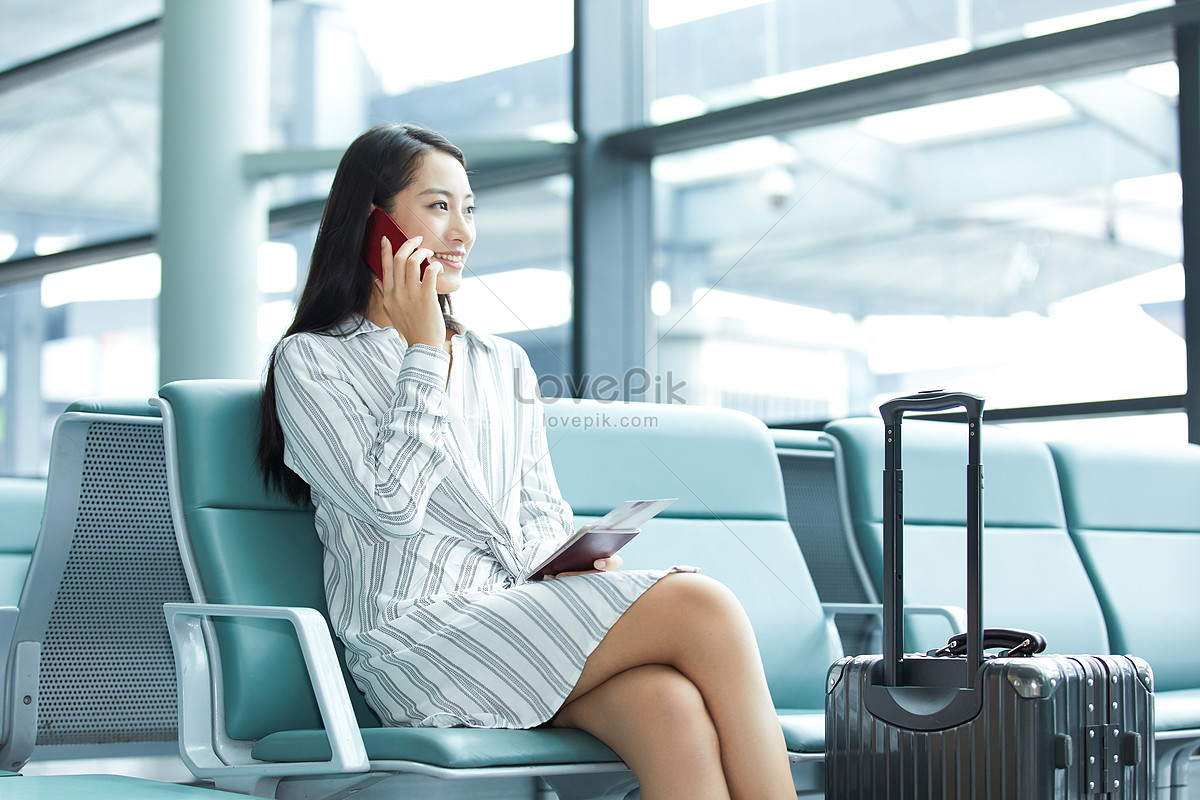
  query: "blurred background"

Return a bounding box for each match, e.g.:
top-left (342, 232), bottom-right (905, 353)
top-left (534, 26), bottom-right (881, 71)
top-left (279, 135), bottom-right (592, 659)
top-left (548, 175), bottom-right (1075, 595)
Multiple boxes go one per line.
top-left (0, 0), bottom-right (1193, 476)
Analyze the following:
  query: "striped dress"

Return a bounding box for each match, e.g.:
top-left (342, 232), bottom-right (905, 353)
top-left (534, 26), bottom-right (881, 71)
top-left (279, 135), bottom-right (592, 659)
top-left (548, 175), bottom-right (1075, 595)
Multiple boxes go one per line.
top-left (273, 314), bottom-right (684, 729)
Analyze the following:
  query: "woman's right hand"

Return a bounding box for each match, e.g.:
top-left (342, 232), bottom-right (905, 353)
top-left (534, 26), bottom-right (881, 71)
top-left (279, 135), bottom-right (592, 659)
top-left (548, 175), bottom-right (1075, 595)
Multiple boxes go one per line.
top-left (375, 234), bottom-right (446, 348)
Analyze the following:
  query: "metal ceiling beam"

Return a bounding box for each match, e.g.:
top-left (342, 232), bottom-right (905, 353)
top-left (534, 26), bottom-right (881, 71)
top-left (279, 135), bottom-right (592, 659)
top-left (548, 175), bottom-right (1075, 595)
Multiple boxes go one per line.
top-left (607, 5), bottom-right (1200, 158)
top-left (0, 19), bottom-right (160, 97)
top-left (0, 199), bottom-right (331, 288)
top-left (0, 232), bottom-right (153, 288)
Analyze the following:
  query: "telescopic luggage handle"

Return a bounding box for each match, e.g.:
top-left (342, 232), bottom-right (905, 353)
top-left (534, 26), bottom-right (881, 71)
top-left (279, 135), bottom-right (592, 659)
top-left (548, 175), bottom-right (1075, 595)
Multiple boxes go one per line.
top-left (879, 390), bottom-right (985, 690)
top-left (863, 390), bottom-right (990, 730)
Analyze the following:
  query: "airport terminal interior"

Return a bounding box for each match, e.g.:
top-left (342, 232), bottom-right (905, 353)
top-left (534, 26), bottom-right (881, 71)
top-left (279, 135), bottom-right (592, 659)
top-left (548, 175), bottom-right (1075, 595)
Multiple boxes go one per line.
top-left (1, 1), bottom-right (1199, 798)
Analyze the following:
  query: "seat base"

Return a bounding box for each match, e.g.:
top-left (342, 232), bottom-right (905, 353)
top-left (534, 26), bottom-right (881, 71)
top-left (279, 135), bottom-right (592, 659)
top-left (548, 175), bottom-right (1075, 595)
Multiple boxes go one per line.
top-left (252, 710), bottom-right (827, 768)
top-left (3, 774), bottom-right (245, 799)
top-left (252, 726), bottom-right (620, 769)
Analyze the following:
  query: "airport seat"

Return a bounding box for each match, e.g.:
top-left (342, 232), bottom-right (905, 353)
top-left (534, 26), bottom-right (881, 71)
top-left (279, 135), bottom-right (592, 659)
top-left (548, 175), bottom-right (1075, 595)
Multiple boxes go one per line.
top-left (160, 379), bottom-right (625, 800)
top-left (772, 429), bottom-right (879, 654)
top-left (0, 398), bottom-right (192, 772)
top-left (1048, 439), bottom-right (1200, 798)
top-left (0, 478), bottom-right (45, 608)
top-left (156, 380), bottom-right (845, 800)
top-left (546, 400), bottom-right (840, 794)
top-left (1, 773), bottom-right (264, 799)
top-left (823, 417), bottom-right (1110, 657)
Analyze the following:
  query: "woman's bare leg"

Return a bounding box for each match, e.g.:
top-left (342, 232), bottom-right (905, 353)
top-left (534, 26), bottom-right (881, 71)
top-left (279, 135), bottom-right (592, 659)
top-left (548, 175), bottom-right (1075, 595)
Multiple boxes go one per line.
top-left (552, 664), bottom-right (729, 800)
top-left (556, 572), bottom-right (794, 800)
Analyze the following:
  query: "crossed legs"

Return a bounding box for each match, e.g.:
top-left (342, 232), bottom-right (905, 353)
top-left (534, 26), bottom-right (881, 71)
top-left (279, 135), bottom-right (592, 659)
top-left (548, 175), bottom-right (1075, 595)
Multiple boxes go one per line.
top-left (551, 572), bottom-right (794, 800)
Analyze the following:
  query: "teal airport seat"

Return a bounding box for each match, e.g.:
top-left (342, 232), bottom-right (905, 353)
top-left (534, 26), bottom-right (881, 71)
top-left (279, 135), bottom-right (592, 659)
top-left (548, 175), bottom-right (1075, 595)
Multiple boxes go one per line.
top-left (823, 417), bottom-right (1110, 657)
top-left (0, 478), bottom-right (45, 609)
top-left (1048, 439), bottom-right (1200, 799)
top-left (1, 399), bottom-right (191, 772)
top-left (0, 401), bottom-right (243, 800)
top-left (546, 401), bottom-right (840, 794)
top-left (156, 381), bottom-right (845, 799)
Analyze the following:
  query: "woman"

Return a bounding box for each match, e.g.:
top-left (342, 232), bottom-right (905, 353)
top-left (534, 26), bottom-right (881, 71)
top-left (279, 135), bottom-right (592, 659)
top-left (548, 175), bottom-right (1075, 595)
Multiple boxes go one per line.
top-left (258, 123), bottom-right (794, 800)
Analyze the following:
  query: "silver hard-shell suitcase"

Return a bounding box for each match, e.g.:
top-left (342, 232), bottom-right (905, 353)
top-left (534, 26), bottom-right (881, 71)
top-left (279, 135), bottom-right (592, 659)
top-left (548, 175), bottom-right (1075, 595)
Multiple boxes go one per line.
top-left (824, 391), bottom-right (1154, 799)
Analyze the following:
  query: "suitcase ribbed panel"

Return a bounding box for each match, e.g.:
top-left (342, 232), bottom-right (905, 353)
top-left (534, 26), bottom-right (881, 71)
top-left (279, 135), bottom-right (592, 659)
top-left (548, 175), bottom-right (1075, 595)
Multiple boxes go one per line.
top-left (826, 654), bottom-right (1153, 799)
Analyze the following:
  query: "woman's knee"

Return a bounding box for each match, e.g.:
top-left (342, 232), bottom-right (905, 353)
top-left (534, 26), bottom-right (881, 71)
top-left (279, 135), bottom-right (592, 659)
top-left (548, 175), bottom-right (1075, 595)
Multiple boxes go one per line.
top-left (642, 573), bottom-right (763, 673)
top-left (655, 572), bottom-right (751, 630)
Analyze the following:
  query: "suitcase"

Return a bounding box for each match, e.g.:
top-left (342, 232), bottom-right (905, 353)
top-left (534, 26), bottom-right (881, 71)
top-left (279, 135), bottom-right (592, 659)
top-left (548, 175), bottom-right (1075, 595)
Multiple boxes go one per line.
top-left (824, 390), bottom-right (1154, 799)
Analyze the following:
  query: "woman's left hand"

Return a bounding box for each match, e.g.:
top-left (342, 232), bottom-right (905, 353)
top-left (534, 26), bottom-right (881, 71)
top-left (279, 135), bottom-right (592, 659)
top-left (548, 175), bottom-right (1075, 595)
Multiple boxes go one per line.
top-left (544, 554), bottom-right (623, 580)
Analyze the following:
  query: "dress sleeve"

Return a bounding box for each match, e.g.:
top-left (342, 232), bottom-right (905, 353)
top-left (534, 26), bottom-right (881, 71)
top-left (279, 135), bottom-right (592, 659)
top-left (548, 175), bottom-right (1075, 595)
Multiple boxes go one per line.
top-left (510, 348), bottom-right (575, 576)
top-left (274, 333), bottom-right (457, 537)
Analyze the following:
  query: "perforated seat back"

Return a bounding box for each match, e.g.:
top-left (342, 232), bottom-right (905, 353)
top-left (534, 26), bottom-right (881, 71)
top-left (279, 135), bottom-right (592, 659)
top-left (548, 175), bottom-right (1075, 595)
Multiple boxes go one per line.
top-left (158, 380), bottom-right (380, 742)
top-left (7, 402), bottom-right (191, 758)
top-left (1049, 440), bottom-right (1200, 692)
top-left (825, 418), bottom-right (1110, 656)
top-left (545, 400), bottom-right (841, 709)
top-left (773, 430), bottom-right (877, 654)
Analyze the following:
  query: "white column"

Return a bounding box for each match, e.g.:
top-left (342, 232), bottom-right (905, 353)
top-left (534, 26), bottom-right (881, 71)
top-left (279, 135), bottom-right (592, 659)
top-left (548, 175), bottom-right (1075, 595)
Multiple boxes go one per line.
top-left (158, 0), bottom-right (269, 383)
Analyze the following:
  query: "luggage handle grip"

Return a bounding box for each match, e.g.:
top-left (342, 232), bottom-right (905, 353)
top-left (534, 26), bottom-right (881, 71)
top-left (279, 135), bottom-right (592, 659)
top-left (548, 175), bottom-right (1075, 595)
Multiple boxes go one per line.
top-left (880, 390), bottom-right (985, 424)
top-left (930, 627), bottom-right (1048, 659)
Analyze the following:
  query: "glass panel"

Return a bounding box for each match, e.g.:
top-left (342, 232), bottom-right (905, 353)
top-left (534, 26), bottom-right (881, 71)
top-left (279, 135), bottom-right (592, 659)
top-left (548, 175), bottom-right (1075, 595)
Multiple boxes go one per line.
top-left (0, 255), bottom-right (160, 476)
top-left (270, 0), bottom-right (573, 151)
top-left (650, 65), bottom-right (1182, 424)
top-left (975, 0), bottom-right (1172, 44)
top-left (0, 0), bottom-right (161, 71)
top-left (649, 0), bottom-right (1172, 120)
top-left (0, 41), bottom-right (161, 260)
top-left (456, 175), bottom-right (573, 388)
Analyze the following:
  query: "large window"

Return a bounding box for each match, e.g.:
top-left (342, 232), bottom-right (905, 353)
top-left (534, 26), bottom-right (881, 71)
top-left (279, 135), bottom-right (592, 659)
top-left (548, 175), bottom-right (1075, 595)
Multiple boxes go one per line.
top-left (2, 0), bottom-right (1198, 476)
top-left (0, 0), bottom-right (161, 71)
top-left (0, 41), bottom-right (161, 255)
top-left (0, 0), bottom-right (576, 476)
top-left (651, 65), bottom-right (1183, 429)
top-left (649, 0), bottom-right (1173, 122)
top-left (270, 0), bottom-right (573, 152)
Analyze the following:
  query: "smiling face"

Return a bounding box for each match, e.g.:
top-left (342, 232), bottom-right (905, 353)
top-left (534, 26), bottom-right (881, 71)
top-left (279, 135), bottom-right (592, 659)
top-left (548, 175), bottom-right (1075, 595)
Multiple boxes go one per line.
top-left (385, 149), bottom-right (475, 294)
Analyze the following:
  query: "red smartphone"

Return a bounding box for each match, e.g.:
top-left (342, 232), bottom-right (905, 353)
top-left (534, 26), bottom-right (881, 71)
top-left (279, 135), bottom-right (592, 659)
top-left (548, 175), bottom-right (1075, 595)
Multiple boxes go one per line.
top-left (362, 207), bottom-right (429, 280)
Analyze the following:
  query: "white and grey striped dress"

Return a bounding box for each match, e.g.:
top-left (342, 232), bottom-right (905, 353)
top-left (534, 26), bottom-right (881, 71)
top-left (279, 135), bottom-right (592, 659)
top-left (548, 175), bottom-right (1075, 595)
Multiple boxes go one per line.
top-left (274, 314), bottom-right (682, 729)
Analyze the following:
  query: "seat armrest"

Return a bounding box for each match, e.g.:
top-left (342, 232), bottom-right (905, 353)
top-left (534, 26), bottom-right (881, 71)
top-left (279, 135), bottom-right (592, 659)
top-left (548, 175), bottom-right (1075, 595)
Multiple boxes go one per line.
top-left (822, 602), bottom-right (968, 637)
top-left (163, 602), bottom-right (369, 780)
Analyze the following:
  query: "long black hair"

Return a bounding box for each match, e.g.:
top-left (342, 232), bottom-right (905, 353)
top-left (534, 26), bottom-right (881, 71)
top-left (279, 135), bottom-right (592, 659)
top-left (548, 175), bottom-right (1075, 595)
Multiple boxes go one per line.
top-left (258, 123), bottom-right (466, 504)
